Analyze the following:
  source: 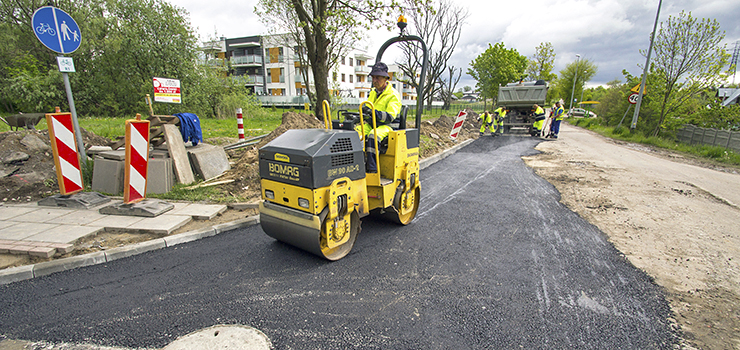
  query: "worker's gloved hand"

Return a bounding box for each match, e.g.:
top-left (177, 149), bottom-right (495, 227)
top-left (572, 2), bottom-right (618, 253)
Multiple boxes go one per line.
top-left (361, 105), bottom-right (373, 119)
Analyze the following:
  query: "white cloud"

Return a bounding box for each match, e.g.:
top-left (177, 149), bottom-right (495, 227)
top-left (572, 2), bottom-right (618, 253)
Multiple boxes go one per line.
top-left (168, 0), bottom-right (740, 87)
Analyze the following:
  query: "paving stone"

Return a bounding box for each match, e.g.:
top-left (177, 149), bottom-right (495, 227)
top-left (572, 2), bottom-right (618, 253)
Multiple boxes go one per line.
top-left (8, 245), bottom-right (33, 255)
top-left (91, 157), bottom-right (124, 195)
top-left (28, 246), bottom-right (56, 258)
top-left (24, 225), bottom-right (102, 244)
top-left (49, 243), bottom-right (75, 254)
top-left (127, 215), bottom-right (192, 235)
top-left (0, 222), bottom-right (58, 241)
top-left (54, 210), bottom-right (108, 225)
top-left (170, 203), bottom-right (227, 220)
top-left (0, 221), bottom-right (16, 230)
top-left (0, 243), bottom-right (13, 253)
top-left (0, 206), bottom-right (38, 220)
top-left (9, 208), bottom-right (76, 223)
top-left (86, 215), bottom-right (144, 230)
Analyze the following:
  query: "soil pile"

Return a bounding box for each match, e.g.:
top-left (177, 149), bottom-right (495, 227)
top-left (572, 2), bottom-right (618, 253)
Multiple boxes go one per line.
top-left (0, 128), bottom-right (110, 203)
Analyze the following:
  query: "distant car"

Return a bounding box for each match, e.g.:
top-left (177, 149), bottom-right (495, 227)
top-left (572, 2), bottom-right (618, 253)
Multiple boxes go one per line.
top-left (568, 108), bottom-right (596, 118)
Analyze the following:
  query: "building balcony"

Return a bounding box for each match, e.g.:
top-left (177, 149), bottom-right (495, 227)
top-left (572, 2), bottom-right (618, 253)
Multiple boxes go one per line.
top-left (355, 66), bottom-right (371, 74)
top-left (231, 55), bottom-right (262, 66)
top-left (354, 82), bottom-right (371, 90)
top-left (232, 75), bottom-right (264, 85)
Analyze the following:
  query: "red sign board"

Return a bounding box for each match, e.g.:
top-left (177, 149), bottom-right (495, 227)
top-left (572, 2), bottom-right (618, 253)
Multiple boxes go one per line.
top-left (449, 110), bottom-right (467, 140)
top-left (153, 77), bottom-right (181, 104)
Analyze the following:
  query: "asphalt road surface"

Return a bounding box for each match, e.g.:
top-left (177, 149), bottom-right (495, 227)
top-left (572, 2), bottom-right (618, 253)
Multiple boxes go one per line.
top-left (0, 136), bottom-right (678, 349)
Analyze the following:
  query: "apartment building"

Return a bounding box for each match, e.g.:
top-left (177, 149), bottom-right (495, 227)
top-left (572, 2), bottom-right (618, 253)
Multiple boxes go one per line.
top-left (202, 34), bottom-right (416, 106)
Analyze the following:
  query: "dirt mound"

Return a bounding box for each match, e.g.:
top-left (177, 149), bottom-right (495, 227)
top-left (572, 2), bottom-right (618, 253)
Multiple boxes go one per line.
top-left (0, 128), bottom-right (111, 203)
top-left (220, 112), bottom-right (324, 200)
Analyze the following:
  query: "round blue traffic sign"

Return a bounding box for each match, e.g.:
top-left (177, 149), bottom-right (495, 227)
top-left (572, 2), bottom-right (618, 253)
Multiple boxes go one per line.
top-left (32, 6), bottom-right (82, 54)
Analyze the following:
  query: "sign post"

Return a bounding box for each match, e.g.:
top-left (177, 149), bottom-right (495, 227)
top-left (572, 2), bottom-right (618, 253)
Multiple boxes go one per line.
top-left (32, 6), bottom-right (85, 164)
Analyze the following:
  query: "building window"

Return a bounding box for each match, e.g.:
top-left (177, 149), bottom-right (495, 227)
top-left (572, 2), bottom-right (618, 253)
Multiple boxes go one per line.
top-left (333, 72), bottom-right (337, 82)
top-left (359, 92), bottom-right (365, 98)
top-left (342, 56), bottom-right (345, 65)
top-left (342, 73), bottom-right (345, 82)
top-left (349, 58), bottom-right (353, 66)
top-left (349, 75), bottom-right (353, 83)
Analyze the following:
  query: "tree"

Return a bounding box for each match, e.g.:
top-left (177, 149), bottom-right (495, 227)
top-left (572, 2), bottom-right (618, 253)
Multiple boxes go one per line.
top-left (255, 2), bottom-right (359, 106)
top-left (0, 0), bottom-right (223, 117)
top-left (256, 0), bottom-right (433, 119)
top-left (552, 58), bottom-right (597, 108)
top-left (438, 66), bottom-right (462, 109)
top-left (645, 11), bottom-right (729, 136)
top-left (467, 42), bottom-right (527, 101)
top-left (397, 0), bottom-right (469, 108)
top-left (525, 42), bottom-right (556, 82)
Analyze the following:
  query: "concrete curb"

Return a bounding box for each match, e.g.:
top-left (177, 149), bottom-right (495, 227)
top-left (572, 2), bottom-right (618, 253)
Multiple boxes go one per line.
top-left (0, 215), bottom-right (260, 285)
top-left (0, 138), bottom-right (476, 285)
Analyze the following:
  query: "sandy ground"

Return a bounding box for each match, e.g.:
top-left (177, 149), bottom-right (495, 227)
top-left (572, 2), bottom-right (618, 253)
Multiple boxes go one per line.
top-left (523, 123), bottom-right (740, 350)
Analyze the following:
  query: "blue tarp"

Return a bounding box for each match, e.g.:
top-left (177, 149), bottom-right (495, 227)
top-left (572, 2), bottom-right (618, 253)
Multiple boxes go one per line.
top-left (174, 113), bottom-right (202, 146)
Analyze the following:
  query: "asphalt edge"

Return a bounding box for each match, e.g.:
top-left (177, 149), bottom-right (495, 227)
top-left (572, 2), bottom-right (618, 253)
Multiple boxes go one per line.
top-left (0, 138), bottom-right (474, 285)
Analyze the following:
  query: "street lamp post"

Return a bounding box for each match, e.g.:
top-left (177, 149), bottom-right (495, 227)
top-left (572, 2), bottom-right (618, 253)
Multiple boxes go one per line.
top-left (569, 54), bottom-right (580, 112)
top-left (579, 69), bottom-right (587, 110)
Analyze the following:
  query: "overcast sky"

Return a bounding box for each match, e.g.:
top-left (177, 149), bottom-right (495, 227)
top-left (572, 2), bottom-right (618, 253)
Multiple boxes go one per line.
top-left (168, 0), bottom-right (740, 89)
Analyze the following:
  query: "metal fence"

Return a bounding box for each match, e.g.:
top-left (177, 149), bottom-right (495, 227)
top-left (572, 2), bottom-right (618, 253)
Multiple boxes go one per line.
top-left (677, 124), bottom-right (740, 153)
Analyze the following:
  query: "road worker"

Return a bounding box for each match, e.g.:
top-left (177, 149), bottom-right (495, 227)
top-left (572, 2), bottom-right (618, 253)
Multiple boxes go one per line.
top-left (492, 106), bottom-right (507, 136)
top-left (479, 110), bottom-right (494, 136)
top-left (357, 62), bottom-right (401, 172)
top-left (547, 101), bottom-right (565, 138)
top-left (530, 104), bottom-right (545, 137)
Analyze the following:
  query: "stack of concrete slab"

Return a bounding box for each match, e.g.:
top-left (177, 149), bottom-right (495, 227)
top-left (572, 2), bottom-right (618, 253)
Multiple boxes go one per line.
top-left (187, 143), bottom-right (230, 181)
top-left (91, 150), bottom-right (175, 195)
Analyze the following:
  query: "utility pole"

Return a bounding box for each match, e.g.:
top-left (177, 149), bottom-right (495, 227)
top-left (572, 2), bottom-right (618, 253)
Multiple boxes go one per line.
top-left (630, 0), bottom-right (662, 130)
top-left (569, 54), bottom-right (580, 111)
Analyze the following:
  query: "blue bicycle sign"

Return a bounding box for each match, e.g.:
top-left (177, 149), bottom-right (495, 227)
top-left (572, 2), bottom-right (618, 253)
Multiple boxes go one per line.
top-left (32, 6), bottom-right (81, 54)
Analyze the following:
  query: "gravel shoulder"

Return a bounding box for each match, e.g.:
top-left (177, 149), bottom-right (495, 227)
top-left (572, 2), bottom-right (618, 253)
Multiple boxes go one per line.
top-left (522, 123), bottom-right (740, 350)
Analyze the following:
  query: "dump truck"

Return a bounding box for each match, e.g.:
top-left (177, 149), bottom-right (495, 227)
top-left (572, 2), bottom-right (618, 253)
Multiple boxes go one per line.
top-left (257, 17), bottom-right (428, 260)
top-left (497, 80), bottom-right (548, 135)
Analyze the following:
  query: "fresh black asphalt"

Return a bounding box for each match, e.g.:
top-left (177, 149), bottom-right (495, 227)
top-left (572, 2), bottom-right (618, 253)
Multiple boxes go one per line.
top-left (0, 136), bottom-right (678, 349)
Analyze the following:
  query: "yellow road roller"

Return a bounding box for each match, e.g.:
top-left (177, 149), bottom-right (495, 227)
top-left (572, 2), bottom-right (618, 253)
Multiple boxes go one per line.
top-left (258, 20), bottom-right (429, 260)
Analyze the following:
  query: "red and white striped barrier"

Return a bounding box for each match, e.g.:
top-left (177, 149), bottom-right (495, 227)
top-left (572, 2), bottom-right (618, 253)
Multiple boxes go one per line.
top-left (236, 108), bottom-right (245, 140)
top-left (123, 114), bottom-right (150, 204)
top-left (46, 113), bottom-right (84, 195)
top-left (449, 110), bottom-right (468, 140)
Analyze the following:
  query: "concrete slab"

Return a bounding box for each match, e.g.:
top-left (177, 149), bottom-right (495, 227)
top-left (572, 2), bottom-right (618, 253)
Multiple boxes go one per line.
top-left (213, 216), bottom-right (259, 234)
top-left (0, 265), bottom-right (34, 285)
top-left (54, 209), bottom-right (109, 225)
top-left (9, 208), bottom-right (76, 223)
top-left (147, 158), bottom-right (174, 194)
top-left (0, 206), bottom-right (38, 220)
top-left (37, 192), bottom-right (111, 209)
top-left (164, 227), bottom-right (216, 247)
top-left (127, 215), bottom-right (191, 235)
top-left (170, 203), bottom-right (227, 220)
top-left (105, 239), bottom-right (167, 262)
top-left (0, 222), bottom-right (58, 241)
top-left (33, 251), bottom-right (107, 277)
top-left (187, 143), bottom-right (230, 180)
top-left (97, 150), bottom-right (126, 161)
top-left (24, 225), bottom-right (102, 244)
top-left (28, 246), bottom-right (56, 258)
top-left (0, 221), bottom-right (17, 230)
top-left (87, 215), bottom-right (144, 230)
top-left (162, 325), bottom-right (271, 350)
top-left (91, 157), bottom-right (124, 194)
top-left (164, 124), bottom-right (195, 184)
top-left (98, 198), bottom-right (174, 218)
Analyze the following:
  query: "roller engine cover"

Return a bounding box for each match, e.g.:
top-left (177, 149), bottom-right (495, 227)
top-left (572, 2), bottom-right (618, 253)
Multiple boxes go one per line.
top-left (259, 129), bottom-right (366, 189)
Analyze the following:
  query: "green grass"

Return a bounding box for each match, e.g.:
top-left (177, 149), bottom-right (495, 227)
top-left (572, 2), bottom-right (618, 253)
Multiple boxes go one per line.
top-left (0, 110), bottom-right (284, 139)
